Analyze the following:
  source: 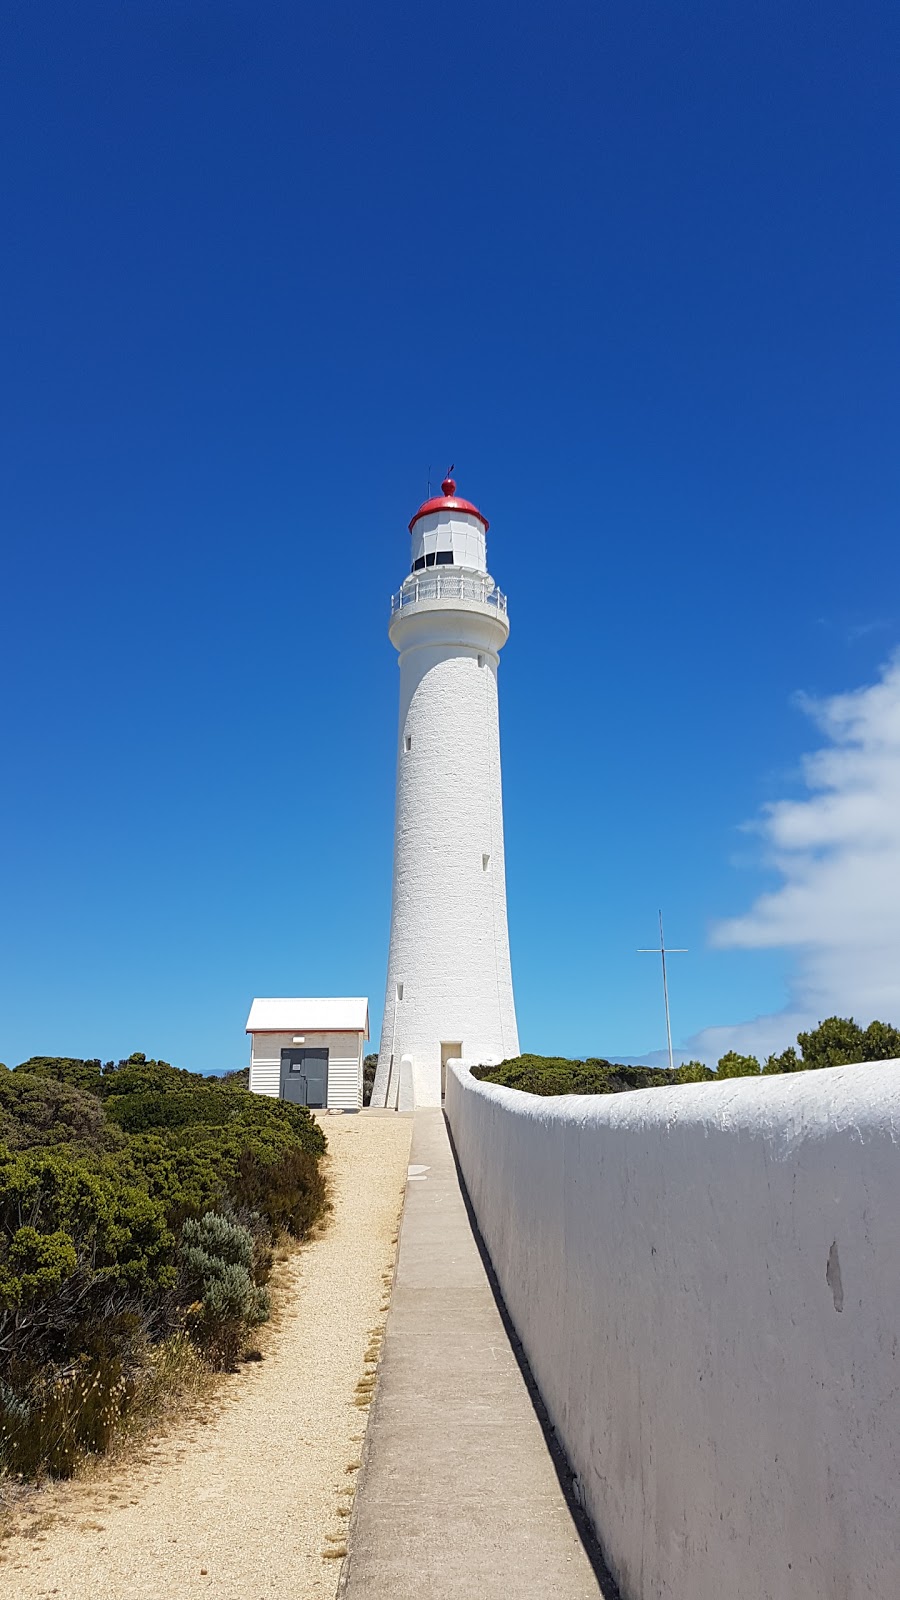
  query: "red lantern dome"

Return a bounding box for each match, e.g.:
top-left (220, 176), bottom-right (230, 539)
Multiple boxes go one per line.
top-left (408, 476), bottom-right (489, 534)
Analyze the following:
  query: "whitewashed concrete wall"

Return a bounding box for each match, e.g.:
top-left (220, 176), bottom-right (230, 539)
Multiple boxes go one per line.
top-left (249, 1031), bottom-right (363, 1109)
top-left (445, 1059), bottom-right (900, 1600)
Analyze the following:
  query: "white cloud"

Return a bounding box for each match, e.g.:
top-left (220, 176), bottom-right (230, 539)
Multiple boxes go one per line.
top-left (691, 652), bottom-right (900, 1061)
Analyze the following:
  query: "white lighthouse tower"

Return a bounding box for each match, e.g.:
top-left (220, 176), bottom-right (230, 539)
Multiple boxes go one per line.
top-left (371, 476), bottom-right (519, 1109)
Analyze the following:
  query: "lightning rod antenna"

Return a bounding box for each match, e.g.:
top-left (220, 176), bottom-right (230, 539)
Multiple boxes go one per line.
top-left (638, 911), bottom-right (688, 1073)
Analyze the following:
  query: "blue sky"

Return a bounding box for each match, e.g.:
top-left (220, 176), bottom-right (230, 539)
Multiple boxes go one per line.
top-left (3, 0), bottom-right (899, 1072)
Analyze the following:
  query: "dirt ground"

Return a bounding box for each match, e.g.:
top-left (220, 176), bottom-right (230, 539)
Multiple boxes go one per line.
top-left (0, 1111), bottom-right (412, 1600)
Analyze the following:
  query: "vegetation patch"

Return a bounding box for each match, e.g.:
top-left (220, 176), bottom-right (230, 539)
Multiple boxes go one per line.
top-left (0, 1053), bottom-right (327, 1483)
top-left (363, 1053), bottom-right (378, 1106)
top-left (472, 1016), bottom-right (900, 1095)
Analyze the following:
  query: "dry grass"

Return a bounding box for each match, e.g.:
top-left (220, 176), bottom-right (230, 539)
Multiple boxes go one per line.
top-left (0, 1335), bottom-right (219, 1541)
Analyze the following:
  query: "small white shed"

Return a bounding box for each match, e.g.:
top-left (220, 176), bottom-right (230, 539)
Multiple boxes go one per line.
top-left (245, 997), bottom-right (369, 1112)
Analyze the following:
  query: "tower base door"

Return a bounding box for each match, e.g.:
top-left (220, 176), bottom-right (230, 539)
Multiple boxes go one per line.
top-left (440, 1042), bottom-right (463, 1101)
top-left (281, 1048), bottom-right (328, 1108)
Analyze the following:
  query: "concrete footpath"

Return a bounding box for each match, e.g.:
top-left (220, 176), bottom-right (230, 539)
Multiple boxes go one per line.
top-left (339, 1109), bottom-right (615, 1598)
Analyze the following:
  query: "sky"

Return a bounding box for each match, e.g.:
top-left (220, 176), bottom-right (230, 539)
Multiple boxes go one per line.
top-left (2, 0), bottom-right (899, 1073)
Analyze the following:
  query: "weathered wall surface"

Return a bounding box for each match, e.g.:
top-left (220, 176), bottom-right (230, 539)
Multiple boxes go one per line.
top-left (373, 608), bottom-right (519, 1108)
top-left (445, 1059), bottom-right (900, 1600)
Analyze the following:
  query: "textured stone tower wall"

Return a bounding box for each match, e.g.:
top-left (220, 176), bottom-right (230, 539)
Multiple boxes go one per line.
top-left (374, 600), bottom-right (519, 1106)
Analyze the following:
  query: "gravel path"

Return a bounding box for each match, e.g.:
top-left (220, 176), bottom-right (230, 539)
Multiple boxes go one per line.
top-left (1, 1111), bottom-right (412, 1600)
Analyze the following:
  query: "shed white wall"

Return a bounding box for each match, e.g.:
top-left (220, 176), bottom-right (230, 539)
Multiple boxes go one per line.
top-left (445, 1059), bottom-right (900, 1600)
top-left (373, 600), bottom-right (519, 1109)
top-left (249, 1031), bottom-right (363, 1109)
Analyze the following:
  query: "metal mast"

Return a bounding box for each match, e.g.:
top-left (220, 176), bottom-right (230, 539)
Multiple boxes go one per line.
top-left (638, 911), bottom-right (687, 1073)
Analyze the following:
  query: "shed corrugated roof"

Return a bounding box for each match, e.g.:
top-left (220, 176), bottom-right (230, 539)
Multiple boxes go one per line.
top-left (245, 997), bottom-right (369, 1035)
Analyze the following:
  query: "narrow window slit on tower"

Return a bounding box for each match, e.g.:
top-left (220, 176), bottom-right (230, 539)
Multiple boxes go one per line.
top-left (396, 982), bottom-right (404, 1001)
top-left (482, 853), bottom-right (491, 871)
top-left (404, 734), bottom-right (412, 752)
top-left (477, 654), bottom-right (485, 668)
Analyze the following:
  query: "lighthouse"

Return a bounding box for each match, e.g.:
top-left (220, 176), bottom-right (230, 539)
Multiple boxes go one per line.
top-left (371, 477), bottom-right (519, 1109)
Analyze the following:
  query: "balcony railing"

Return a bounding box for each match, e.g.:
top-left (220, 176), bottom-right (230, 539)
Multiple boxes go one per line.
top-left (390, 572), bottom-right (508, 617)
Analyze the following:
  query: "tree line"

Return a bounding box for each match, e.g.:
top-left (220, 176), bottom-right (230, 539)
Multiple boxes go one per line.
top-left (473, 1016), bottom-right (900, 1096)
top-left (679, 1014), bottom-right (900, 1080)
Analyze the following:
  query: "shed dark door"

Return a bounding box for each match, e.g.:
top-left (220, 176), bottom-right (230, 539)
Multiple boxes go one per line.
top-left (280, 1048), bottom-right (328, 1108)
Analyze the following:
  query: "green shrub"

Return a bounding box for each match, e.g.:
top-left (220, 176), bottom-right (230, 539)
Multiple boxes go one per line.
top-left (119, 1132), bottom-right (232, 1231)
top-left (13, 1053), bottom-right (251, 1101)
top-left (0, 1225), bottom-right (78, 1304)
top-left (0, 1147), bottom-right (176, 1410)
top-left (218, 1067), bottom-right (250, 1090)
top-left (673, 1060), bottom-right (715, 1083)
top-left (179, 1213), bottom-right (270, 1369)
top-left (96, 1053), bottom-right (225, 1099)
top-left (0, 1071), bottom-right (125, 1155)
top-left (472, 1055), bottom-right (676, 1095)
top-left (762, 1047), bottom-right (804, 1075)
top-left (233, 1143), bottom-right (328, 1239)
top-left (13, 1057), bottom-right (104, 1094)
top-left (0, 1146), bottom-right (175, 1310)
top-left (122, 1118), bottom-right (326, 1238)
top-left (105, 1085), bottom-right (325, 1155)
top-left (715, 1051), bottom-right (761, 1078)
top-left (363, 1053), bottom-right (378, 1106)
top-left (474, 1021), bottom-right (900, 1099)
top-left (0, 1049), bottom-right (328, 1480)
top-left (796, 1016), bottom-right (900, 1070)
top-left (857, 1020), bottom-right (900, 1061)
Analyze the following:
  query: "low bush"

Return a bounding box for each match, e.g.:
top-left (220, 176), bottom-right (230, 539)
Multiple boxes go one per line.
top-left (105, 1083), bottom-right (325, 1149)
top-left (471, 1056), bottom-right (671, 1096)
top-left (473, 1017), bottom-right (900, 1097)
top-left (0, 1146), bottom-right (175, 1332)
top-left (0, 1051), bottom-right (329, 1479)
top-left (715, 1051), bottom-right (762, 1079)
top-left (0, 1073), bottom-right (125, 1155)
top-left (232, 1144), bottom-right (327, 1239)
top-left (218, 1067), bottom-right (250, 1090)
top-left (121, 1124), bottom-right (326, 1239)
top-left (363, 1053), bottom-right (378, 1106)
top-left (13, 1058), bottom-right (105, 1095)
top-left (672, 1060), bottom-right (715, 1083)
top-left (795, 1017), bottom-right (900, 1070)
top-left (179, 1214), bottom-right (270, 1370)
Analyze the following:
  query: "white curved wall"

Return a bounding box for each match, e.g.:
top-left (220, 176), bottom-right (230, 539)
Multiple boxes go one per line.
top-left (373, 600), bottom-right (519, 1108)
top-left (445, 1059), bottom-right (900, 1600)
